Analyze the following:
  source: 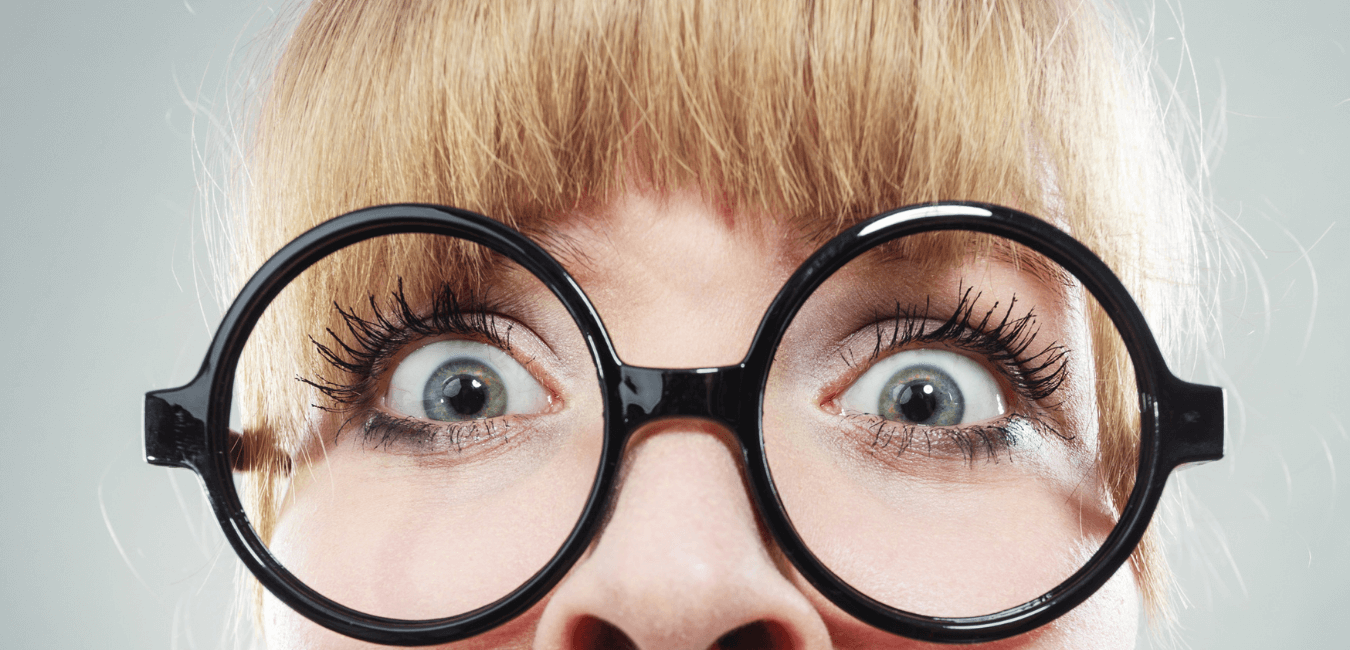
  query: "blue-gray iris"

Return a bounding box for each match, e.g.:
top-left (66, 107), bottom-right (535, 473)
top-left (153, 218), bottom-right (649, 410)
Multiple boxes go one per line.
top-left (422, 357), bottom-right (508, 421)
top-left (879, 363), bottom-right (964, 426)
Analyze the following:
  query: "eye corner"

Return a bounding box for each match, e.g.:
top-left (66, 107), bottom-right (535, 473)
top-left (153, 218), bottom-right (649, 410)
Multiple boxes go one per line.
top-left (817, 392), bottom-right (851, 418)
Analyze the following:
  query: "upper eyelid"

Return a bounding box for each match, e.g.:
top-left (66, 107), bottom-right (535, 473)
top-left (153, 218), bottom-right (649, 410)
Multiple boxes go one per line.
top-left (381, 320), bottom-right (520, 372)
top-left (376, 315), bottom-right (557, 387)
top-left (827, 331), bottom-right (997, 395)
top-left (879, 330), bottom-right (1023, 397)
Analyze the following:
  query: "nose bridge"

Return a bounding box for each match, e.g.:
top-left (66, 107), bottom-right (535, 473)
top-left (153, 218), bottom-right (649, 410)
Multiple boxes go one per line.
top-left (533, 366), bottom-right (833, 650)
top-left (618, 364), bottom-right (748, 437)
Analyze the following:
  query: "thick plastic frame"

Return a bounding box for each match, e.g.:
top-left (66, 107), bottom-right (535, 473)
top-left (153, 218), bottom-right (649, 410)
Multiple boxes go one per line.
top-left (144, 202), bottom-right (1224, 645)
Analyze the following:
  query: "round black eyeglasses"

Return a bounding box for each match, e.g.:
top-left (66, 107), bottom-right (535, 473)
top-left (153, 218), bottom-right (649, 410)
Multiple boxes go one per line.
top-left (144, 202), bottom-right (1224, 645)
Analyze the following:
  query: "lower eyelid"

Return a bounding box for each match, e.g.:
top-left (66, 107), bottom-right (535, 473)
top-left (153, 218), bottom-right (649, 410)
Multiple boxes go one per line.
top-left (836, 413), bottom-right (1071, 465)
top-left (348, 409), bottom-right (541, 458)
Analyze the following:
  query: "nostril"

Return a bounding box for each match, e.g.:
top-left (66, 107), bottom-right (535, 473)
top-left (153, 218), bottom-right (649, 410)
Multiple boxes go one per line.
top-left (568, 616), bottom-right (790, 650)
top-left (716, 621), bottom-right (786, 649)
top-left (571, 615), bottom-right (637, 650)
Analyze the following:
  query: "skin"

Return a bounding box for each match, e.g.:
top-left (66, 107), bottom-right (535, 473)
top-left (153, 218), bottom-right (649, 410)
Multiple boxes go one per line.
top-left (262, 185), bottom-right (1141, 649)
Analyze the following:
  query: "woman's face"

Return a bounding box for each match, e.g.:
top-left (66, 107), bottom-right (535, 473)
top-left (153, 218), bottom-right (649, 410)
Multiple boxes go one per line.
top-left (259, 186), bottom-right (1140, 649)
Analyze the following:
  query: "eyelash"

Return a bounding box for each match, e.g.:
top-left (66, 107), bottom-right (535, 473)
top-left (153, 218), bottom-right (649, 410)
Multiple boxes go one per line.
top-left (854, 285), bottom-right (1070, 405)
top-left (299, 278), bottom-right (509, 413)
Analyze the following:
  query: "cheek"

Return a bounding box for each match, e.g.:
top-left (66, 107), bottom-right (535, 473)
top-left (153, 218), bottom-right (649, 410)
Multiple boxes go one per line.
top-left (802, 560), bottom-right (1140, 649)
top-left (262, 589), bottom-right (544, 649)
top-left (261, 434), bottom-right (598, 621)
top-left (263, 590), bottom-right (367, 650)
top-left (1040, 564), bottom-right (1140, 649)
top-left (773, 455), bottom-right (1116, 616)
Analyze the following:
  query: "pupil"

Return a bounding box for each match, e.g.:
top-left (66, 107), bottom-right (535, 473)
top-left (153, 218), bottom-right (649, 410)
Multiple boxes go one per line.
top-left (896, 382), bottom-right (939, 423)
top-left (442, 375), bottom-right (489, 416)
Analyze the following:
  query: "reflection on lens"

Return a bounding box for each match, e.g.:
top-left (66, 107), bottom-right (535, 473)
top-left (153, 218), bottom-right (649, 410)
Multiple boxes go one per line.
top-left (763, 231), bottom-right (1138, 617)
top-left (230, 233), bottom-right (602, 620)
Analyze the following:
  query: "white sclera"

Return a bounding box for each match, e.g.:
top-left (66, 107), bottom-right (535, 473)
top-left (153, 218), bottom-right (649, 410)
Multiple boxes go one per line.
top-left (839, 348), bottom-right (1006, 423)
top-left (386, 339), bottom-right (548, 419)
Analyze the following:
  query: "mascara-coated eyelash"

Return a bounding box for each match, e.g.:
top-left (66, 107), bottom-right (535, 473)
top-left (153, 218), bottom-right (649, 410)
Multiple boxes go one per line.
top-left (298, 278), bottom-right (510, 411)
top-left (857, 285), bottom-right (1070, 407)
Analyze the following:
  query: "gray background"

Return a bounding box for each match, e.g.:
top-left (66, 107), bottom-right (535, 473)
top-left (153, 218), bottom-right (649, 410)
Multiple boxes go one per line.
top-left (1, 1), bottom-right (1345, 647)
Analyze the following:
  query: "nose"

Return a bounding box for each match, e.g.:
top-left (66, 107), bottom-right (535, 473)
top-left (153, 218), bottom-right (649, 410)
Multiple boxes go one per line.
top-left (532, 418), bottom-right (832, 650)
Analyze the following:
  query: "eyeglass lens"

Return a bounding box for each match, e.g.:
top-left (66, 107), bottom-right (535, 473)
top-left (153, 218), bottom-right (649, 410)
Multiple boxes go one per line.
top-left (764, 230), bottom-right (1138, 617)
top-left (230, 233), bottom-right (604, 620)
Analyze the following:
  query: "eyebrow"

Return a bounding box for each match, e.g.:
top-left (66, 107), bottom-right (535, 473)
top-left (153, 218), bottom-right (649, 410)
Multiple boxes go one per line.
top-left (988, 243), bottom-right (1077, 288)
top-left (846, 230), bottom-right (1077, 289)
top-left (518, 224), bottom-right (602, 282)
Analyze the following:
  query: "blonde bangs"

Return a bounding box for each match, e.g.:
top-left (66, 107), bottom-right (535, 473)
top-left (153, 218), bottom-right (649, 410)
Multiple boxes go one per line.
top-left (232, 0), bottom-right (1197, 623)
top-left (241, 0), bottom-right (1143, 244)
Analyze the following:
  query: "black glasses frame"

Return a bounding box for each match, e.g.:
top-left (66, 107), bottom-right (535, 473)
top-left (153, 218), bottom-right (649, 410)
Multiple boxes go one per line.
top-left (144, 202), bottom-right (1224, 645)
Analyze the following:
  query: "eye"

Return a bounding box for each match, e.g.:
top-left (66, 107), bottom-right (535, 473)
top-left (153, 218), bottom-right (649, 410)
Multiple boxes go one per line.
top-left (386, 340), bottom-right (549, 422)
top-left (839, 349), bottom-right (1006, 426)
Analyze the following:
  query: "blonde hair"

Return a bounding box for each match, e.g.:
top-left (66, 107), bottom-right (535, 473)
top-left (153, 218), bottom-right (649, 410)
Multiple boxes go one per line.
top-left (226, 0), bottom-right (1207, 627)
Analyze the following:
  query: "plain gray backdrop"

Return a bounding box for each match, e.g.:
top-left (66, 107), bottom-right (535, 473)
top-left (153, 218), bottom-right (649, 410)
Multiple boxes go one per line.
top-left (1, 1), bottom-right (1345, 647)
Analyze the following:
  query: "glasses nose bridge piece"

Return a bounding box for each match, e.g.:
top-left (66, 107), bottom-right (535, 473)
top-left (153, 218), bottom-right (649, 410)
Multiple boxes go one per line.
top-left (617, 365), bottom-right (749, 442)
